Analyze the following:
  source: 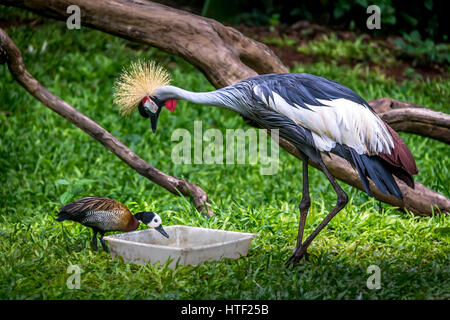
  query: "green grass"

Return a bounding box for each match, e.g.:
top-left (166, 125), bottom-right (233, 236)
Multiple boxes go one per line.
top-left (297, 34), bottom-right (396, 66)
top-left (262, 35), bottom-right (297, 47)
top-left (0, 8), bottom-right (449, 299)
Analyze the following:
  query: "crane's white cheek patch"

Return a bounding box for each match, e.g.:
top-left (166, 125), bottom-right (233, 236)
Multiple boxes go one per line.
top-left (144, 99), bottom-right (159, 113)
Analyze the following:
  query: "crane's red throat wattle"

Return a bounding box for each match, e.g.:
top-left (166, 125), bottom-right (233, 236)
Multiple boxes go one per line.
top-left (165, 99), bottom-right (177, 111)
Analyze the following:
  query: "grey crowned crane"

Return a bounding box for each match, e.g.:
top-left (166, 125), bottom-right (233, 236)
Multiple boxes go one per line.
top-left (114, 61), bottom-right (418, 264)
top-left (56, 196), bottom-right (169, 252)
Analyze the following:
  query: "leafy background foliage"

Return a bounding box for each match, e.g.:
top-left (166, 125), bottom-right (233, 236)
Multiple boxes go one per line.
top-left (198, 0), bottom-right (447, 41)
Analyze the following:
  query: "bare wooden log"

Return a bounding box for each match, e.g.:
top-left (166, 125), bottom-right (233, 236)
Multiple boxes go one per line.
top-left (2, 0), bottom-right (449, 216)
top-left (369, 98), bottom-right (450, 144)
top-left (0, 0), bottom-right (286, 88)
top-left (0, 27), bottom-right (213, 217)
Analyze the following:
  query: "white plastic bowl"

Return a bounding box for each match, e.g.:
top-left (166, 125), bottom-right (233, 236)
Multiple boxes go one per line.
top-left (104, 225), bottom-right (257, 267)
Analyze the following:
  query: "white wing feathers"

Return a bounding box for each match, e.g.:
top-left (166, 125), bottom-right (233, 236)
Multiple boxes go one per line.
top-left (253, 86), bottom-right (394, 155)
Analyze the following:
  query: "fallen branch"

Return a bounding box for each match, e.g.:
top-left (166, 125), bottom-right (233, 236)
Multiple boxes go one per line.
top-left (0, 28), bottom-right (213, 217)
top-left (2, 0), bottom-right (449, 216)
top-left (369, 98), bottom-right (450, 144)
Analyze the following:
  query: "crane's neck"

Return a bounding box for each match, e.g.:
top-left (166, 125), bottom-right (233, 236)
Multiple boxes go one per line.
top-left (156, 85), bottom-right (241, 113)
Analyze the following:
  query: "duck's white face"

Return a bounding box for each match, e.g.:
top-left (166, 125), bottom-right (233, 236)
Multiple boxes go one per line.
top-left (134, 211), bottom-right (169, 238)
top-left (146, 212), bottom-right (162, 228)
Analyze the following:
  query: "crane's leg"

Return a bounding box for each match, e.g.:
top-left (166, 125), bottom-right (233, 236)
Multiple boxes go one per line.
top-left (287, 159), bottom-right (348, 265)
top-left (286, 154), bottom-right (311, 265)
top-left (99, 231), bottom-right (109, 253)
top-left (296, 155), bottom-right (311, 249)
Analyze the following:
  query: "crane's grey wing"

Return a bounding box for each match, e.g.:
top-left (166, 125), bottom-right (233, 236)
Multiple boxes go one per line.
top-left (244, 103), bottom-right (322, 163)
top-left (249, 74), bottom-right (394, 155)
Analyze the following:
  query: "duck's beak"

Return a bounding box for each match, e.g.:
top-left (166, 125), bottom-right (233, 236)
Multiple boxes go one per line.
top-left (155, 224), bottom-right (169, 238)
top-left (149, 106), bottom-right (162, 133)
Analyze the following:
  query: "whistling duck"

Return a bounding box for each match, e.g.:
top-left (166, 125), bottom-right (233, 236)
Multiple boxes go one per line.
top-left (56, 196), bottom-right (169, 252)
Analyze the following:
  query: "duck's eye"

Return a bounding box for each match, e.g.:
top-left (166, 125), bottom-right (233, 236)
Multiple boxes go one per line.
top-left (154, 219), bottom-right (158, 223)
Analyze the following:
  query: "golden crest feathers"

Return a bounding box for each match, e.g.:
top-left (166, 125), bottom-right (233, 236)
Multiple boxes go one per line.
top-left (113, 60), bottom-right (171, 116)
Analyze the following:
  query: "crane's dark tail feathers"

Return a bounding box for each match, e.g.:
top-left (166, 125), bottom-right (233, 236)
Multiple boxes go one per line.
top-left (349, 149), bottom-right (403, 200)
top-left (378, 124), bottom-right (418, 183)
top-left (330, 123), bottom-right (418, 200)
top-left (331, 144), bottom-right (413, 200)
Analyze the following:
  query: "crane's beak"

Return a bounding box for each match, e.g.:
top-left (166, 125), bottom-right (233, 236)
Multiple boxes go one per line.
top-left (155, 224), bottom-right (169, 238)
top-left (149, 106), bottom-right (162, 133)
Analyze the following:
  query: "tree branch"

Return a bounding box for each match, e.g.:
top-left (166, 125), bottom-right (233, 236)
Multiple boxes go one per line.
top-left (369, 98), bottom-right (450, 144)
top-left (0, 27), bottom-right (213, 217)
top-left (2, 0), bottom-right (449, 216)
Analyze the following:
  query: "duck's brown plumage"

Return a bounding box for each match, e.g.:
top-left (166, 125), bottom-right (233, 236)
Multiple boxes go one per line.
top-left (57, 196), bottom-right (139, 232)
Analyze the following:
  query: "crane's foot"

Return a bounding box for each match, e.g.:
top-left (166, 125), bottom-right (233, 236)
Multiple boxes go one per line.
top-left (285, 246), bottom-right (310, 266)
